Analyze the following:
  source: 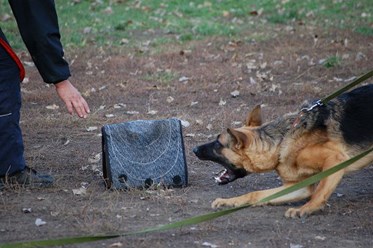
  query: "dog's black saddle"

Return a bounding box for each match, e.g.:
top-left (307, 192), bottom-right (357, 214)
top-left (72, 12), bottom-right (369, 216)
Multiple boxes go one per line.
top-left (102, 118), bottom-right (188, 189)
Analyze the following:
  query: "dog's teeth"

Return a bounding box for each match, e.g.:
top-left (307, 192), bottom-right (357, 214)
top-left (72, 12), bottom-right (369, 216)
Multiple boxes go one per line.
top-left (214, 169), bottom-right (229, 184)
top-left (214, 176), bottom-right (222, 183)
top-left (217, 169), bottom-right (228, 177)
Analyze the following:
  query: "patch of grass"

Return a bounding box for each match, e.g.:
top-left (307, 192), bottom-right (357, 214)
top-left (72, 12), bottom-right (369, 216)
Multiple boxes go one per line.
top-left (0, 2), bottom-right (24, 50)
top-left (260, 0), bottom-right (373, 31)
top-left (0, 0), bottom-right (372, 51)
top-left (266, 9), bottom-right (300, 24)
top-left (151, 36), bottom-right (175, 47)
top-left (178, 33), bottom-right (194, 42)
top-left (355, 26), bottom-right (373, 36)
top-left (322, 56), bottom-right (341, 68)
top-left (142, 70), bottom-right (178, 87)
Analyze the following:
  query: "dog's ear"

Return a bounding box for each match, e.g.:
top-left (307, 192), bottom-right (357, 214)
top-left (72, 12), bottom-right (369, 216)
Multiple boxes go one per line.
top-left (227, 128), bottom-right (247, 150)
top-left (245, 105), bottom-right (262, 127)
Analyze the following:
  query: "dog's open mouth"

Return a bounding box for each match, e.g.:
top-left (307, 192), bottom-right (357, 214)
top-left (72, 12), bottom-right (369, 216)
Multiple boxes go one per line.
top-left (214, 169), bottom-right (233, 185)
top-left (213, 168), bottom-right (248, 185)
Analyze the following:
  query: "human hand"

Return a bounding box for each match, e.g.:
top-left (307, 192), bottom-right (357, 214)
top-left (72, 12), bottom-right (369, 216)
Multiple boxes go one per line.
top-left (54, 80), bottom-right (90, 118)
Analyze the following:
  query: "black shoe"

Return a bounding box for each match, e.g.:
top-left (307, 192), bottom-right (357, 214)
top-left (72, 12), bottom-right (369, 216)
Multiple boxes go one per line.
top-left (0, 166), bottom-right (54, 189)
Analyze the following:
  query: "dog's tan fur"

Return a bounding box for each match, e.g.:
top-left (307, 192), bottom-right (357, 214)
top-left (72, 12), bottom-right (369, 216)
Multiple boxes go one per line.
top-left (205, 100), bottom-right (373, 218)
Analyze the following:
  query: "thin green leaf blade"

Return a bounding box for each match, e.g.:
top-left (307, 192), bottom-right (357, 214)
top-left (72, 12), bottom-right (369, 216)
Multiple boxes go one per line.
top-left (257, 147), bottom-right (373, 204)
top-left (321, 69), bottom-right (373, 104)
top-left (126, 204), bottom-right (250, 235)
top-left (1, 148), bottom-right (371, 248)
top-left (0, 235), bottom-right (120, 248)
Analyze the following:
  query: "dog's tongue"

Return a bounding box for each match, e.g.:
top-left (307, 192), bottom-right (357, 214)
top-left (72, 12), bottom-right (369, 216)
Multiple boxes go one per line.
top-left (214, 169), bottom-right (234, 185)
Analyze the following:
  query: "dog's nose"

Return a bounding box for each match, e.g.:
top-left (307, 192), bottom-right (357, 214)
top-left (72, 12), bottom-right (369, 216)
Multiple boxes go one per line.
top-left (192, 147), bottom-right (199, 155)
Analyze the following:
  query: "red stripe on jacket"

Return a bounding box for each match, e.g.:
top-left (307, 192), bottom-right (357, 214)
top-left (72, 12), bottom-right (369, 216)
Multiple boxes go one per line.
top-left (0, 38), bottom-right (25, 81)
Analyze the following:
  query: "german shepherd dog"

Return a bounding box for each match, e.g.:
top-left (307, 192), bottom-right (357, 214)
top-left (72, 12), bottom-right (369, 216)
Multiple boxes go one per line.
top-left (193, 84), bottom-right (373, 218)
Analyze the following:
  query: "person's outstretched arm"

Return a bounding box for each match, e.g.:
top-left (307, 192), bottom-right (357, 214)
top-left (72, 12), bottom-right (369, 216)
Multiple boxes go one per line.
top-left (9, 0), bottom-right (90, 118)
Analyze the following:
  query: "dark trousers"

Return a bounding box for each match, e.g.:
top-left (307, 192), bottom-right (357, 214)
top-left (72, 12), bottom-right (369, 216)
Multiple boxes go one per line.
top-left (0, 40), bottom-right (26, 176)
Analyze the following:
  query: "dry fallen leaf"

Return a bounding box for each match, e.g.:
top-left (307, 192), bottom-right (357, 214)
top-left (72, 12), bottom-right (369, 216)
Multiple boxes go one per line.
top-left (72, 187), bottom-right (87, 196)
top-left (333, 77), bottom-right (343, 82)
top-left (103, 6), bottom-right (113, 14)
top-left (249, 10), bottom-right (259, 16)
top-left (86, 126), bottom-right (98, 132)
top-left (336, 193), bottom-right (344, 198)
top-left (195, 119), bottom-right (203, 125)
top-left (260, 62), bottom-right (267, 69)
top-left (35, 218), bottom-right (47, 227)
top-left (273, 60), bottom-right (283, 66)
top-left (355, 52), bottom-right (366, 61)
top-left (290, 244), bottom-right (303, 248)
top-left (222, 10), bottom-right (230, 17)
top-left (1, 13), bottom-right (12, 22)
top-left (46, 104), bottom-right (59, 110)
top-left (22, 208), bottom-right (32, 213)
top-left (23, 61), bottom-right (34, 67)
top-left (179, 76), bottom-right (189, 83)
top-left (232, 121), bottom-right (242, 126)
top-left (246, 60), bottom-right (257, 70)
top-left (22, 77), bottom-right (30, 84)
top-left (202, 241), bottom-right (218, 248)
top-left (88, 153), bottom-right (101, 164)
top-left (99, 85), bottom-right (107, 91)
top-left (318, 58), bottom-right (327, 64)
top-left (83, 27), bottom-right (92, 34)
top-left (113, 103), bottom-right (126, 109)
top-left (230, 90), bottom-right (240, 97)
top-left (109, 242), bottom-right (123, 247)
top-left (361, 12), bottom-right (370, 18)
top-left (120, 38), bottom-right (129, 44)
top-left (50, 211), bottom-right (59, 217)
top-left (180, 120), bottom-right (190, 127)
top-left (344, 76), bottom-right (356, 82)
top-left (147, 110), bottom-right (158, 115)
top-left (125, 110), bottom-right (139, 115)
top-left (166, 96), bottom-right (174, 103)
top-left (315, 236), bottom-right (326, 241)
top-left (249, 77), bottom-right (256, 84)
top-left (219, 99), bottom-right (226, 106)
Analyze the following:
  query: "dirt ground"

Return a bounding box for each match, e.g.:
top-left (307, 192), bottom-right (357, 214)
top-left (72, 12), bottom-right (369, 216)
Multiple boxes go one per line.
top-left (1, 25), bottom-right (373, 248)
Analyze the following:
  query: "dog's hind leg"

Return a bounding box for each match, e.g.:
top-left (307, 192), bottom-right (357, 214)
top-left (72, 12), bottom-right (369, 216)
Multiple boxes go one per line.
top-left (211, 183), bottom-right (313, 209)
top-left (285, 153), bottom-right (347, 218)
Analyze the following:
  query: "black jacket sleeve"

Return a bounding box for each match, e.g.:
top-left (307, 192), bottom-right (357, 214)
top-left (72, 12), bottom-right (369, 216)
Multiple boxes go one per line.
top-left (8, 0), bottom-right (71, 84)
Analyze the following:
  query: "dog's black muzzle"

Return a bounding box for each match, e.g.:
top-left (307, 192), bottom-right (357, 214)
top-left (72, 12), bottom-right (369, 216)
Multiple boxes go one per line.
top-left (193, 142), bottom-right (248, 184)
top-left (192, 141), bottom-right (218, 161)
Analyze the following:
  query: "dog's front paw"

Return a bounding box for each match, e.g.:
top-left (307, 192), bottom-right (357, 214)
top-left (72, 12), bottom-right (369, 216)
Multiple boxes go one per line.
top-left (285, 207), bottom-right (307, 218)
top-left (211, 198), bottom-right (229, 209)
top-left (285, 205), bottom-right (322, 218)
top-left (211, 197), bottom-right (244, 209)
